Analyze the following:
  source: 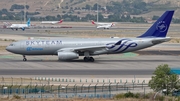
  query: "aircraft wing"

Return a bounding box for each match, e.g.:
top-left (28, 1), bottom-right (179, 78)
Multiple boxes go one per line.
top-left (57, 45), bottom-right (107, 53)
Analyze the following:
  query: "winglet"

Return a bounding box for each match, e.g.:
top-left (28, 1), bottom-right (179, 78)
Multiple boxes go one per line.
top-left (138, 10), bottom-right (174, 38)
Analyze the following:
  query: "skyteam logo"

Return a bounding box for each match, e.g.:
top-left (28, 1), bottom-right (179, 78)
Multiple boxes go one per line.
top-left (156, 21), bottom-right (167, 32)
top-left (106, 39), bottom-right (137, 53)
top-left (26, 47), bottom-right (43, 51)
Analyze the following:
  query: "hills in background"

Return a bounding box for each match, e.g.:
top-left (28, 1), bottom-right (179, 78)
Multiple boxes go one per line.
top-left (0, 0), bottom-right (180, 21)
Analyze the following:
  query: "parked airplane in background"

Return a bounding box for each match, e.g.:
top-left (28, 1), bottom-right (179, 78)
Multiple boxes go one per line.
top-left (41, 19), bottom-right (63, 24)
top-left (91, 20), bottom-right (115, 29)
top-left (7, 18), bottom-right (31, 31)
top-left (6, 11), bottom-right (174, 62)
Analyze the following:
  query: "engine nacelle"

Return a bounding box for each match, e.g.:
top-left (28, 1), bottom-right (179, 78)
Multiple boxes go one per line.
top-left (58, 51), bottom-right (79, 60)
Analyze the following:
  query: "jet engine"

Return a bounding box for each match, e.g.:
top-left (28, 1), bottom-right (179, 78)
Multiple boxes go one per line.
top-left (58, 51), bottom-right (79, 60)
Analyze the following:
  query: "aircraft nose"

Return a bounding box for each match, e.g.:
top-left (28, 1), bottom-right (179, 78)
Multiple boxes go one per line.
top-left (6, 46), bottom-right (10, 51)
top-left (6, 46), bottom-right (13, 52)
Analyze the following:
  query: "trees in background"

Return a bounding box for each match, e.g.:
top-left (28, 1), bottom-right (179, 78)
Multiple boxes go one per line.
top-left (149, 64), bottom-right (180, 95)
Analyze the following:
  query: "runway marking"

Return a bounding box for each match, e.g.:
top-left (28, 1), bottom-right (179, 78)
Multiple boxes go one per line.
top-left (109, 52), bottom-right (138, 59)
top-left (0, 54), bottom-right (21, 59)
top-left (0, 55), bottom-right (14, 59)
top-left (122, 52), bottom-right (139, 58)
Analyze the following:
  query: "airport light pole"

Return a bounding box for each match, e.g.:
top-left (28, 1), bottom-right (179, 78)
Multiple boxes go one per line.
top-left (97, 1), bottom-right (99, 23)
top-left (24, 0), bottom-right (27, 23)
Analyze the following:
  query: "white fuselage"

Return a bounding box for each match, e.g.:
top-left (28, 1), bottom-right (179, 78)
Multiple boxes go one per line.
top-left (41, 21), bottom-right (59, 24)
top-left (6, 37), bottom-right (170, 56)
top-left (9, 24), bottom-right (29, 29)
top-left (94, 22), bottom-right (114, 29)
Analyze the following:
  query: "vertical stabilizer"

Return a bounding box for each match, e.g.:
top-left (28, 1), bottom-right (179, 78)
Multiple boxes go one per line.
top-left (138, 10), bottom-right (174, 38)
top-left (27, 18), bottom-right (31, 27)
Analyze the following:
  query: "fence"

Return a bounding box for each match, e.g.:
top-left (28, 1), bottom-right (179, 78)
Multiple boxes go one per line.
top-left (0, 77), bottom-right (150, 99)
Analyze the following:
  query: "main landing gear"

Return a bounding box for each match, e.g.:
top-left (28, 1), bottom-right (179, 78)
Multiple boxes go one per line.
top-left (83, 51), bottom-right (94, 62)
top-left (23, 55), bottom-right (27, 61)
top-left (83, 57), bottom-right (94, 62)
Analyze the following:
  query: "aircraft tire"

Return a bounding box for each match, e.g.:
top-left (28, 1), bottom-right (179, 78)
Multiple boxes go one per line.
top-left (84, 57), bottom-right (89, 62)
top-left (89, 57), bottom-right (94, 62)
top-left (23, 58), bottom-right (27, 61)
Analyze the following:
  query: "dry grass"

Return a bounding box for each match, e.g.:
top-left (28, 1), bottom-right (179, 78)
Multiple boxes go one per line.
top-left (0, 97), bottom-right (176, 101)
top-left (170, 38), bottom-right (180, 43)
top-left (0, 46), bottom-right (6, 51)
top-left (0, 0), bottom-right (179, 17)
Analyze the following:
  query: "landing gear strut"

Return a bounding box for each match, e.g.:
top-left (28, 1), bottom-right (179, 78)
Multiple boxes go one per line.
top-left (23, 55), bottom-right (27, 61)
top-left (83, 57), bottom-right (94, 62)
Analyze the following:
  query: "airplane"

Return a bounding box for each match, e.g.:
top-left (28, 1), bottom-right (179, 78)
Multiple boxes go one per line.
top-left (6, 10), bottom-right (174, 62)
top-left (7, 18), bottom-right (31, 31)
top-left (41, 19), bottom-right (63, 24)
top-left (91, 20), bottom-right (115, 29)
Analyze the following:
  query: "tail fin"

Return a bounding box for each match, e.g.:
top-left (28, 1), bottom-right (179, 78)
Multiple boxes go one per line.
top-left (138, 10), bottom-right (174, 38)
top-left (59, 19), bottom-right (63, 23)
top-left (91, 20), bottom-right (95, 24)
top-left (27, 18), bottom-right (31, 27)
top-left (111, 23), bottom-right (115, 27)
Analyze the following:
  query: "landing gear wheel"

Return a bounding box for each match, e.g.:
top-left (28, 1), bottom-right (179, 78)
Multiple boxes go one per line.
top-left (23, 55), bottom-right (27, 61)
top-left (83, 57), bottom-right (94, 62)
top-left (23, 58), bottom-right (27, 61)
top-left (84, 57), bottom-right (89, 62)
top-left (89, 57), bottom-right (94, 62)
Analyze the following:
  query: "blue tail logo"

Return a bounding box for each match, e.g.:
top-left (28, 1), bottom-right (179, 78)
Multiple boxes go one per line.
top-left (156, 21), bottom-right (167, 32)
top-left (138, 10), bottom-right (174, 38)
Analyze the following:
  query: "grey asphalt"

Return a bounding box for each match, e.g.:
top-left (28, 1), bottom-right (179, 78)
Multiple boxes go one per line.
top-left (0, 54), bottom-right (179, 77)
top-left (0, 69), bottom-right (153, 75)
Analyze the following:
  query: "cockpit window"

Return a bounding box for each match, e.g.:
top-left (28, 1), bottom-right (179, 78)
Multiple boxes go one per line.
top-left (9, 44), bottom-right (14, 46)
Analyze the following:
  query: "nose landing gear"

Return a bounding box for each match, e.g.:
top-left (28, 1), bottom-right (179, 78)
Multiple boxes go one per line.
top-left (23, 55), bottom-right (27, 61)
